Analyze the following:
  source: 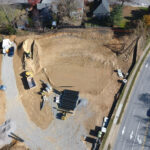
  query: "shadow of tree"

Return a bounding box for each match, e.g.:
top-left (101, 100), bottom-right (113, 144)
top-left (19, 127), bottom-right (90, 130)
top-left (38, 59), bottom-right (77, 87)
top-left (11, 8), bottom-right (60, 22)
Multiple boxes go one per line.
top-left (125, 8), bottom-right (150, 29)
top-left (138, 93), bottom-right (150, 108)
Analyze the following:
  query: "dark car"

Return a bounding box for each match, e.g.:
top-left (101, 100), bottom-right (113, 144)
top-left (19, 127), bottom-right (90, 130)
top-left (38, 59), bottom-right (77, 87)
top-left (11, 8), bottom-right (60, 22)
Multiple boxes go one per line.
top-left (8, 47), bottom-right (14, 57)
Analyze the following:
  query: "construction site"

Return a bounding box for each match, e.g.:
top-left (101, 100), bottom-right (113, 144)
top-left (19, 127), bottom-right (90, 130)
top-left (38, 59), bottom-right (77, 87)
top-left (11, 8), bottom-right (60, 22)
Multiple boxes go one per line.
top-left (0, 26), bottom-right (145, 150)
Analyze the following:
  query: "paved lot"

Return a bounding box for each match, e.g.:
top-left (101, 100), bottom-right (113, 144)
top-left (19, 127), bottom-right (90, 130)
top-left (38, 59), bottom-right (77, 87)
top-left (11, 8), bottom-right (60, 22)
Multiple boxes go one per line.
top-left (113, 54), bottom-right (150, 150)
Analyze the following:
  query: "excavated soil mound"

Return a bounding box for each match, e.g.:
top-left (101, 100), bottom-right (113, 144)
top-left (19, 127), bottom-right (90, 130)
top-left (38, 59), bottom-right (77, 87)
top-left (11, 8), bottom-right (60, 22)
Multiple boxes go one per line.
top-left (14, 28), bottom-right (135, 131)
top-left (22, 39), bottom-right (42, 73)
top-left (14, 39), bottom-right (53, 129)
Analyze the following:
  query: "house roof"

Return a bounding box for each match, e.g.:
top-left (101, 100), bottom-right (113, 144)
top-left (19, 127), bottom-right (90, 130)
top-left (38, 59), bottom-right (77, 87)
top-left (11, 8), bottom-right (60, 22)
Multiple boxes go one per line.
top-left (94, 0), bottom-right (110, 15)
top-left (59, 90), bottom-right (79, 111)
top-left (0, 0), bottom-right (28, 4)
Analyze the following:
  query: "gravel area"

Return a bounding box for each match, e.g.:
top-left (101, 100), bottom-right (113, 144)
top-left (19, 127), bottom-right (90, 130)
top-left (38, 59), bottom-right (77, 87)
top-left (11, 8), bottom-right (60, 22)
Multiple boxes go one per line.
top-left (1, 55), bottom-right (89, 150)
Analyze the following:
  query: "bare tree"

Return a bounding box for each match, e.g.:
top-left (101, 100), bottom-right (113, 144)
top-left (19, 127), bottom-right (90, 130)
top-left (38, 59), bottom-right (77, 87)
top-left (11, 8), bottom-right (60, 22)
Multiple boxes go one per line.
top-left (57, 0), bottom-right (79, 24)
top-left (118, 0), bottom-right (132, 6)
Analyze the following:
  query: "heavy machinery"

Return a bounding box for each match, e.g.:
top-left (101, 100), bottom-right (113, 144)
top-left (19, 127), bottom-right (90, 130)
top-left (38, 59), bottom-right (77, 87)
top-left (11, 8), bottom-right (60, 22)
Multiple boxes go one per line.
top-left (56, 109), bottom-right (73, 120)
top-left (61, 111), bottom-right (67, 120)
top-left (0, 85), bottom-right (6, 91)
top-left (25, 71), bottom-right (36, 89)
top-left (2, 39), bottom-right (16, 57)
top-left (40, 80), bottom-right (52, 110)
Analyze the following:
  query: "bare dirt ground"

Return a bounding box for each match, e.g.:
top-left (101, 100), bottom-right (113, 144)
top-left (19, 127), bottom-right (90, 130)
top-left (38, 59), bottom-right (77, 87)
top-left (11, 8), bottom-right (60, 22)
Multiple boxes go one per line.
top-left (14, 46), bottom-right (53, 129)
top-left (123, 6), bottom-right (139, 17)
top-left (13, 29), bottom-right (120, 130)
top-left (7, 28), bottom-right (142, 149)
top-left (15, 30), bottom-right (135, 120)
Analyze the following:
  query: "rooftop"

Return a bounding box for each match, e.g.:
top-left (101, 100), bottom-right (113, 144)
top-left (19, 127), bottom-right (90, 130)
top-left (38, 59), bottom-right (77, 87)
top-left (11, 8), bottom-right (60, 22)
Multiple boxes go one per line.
top-left (59, 90), bottom-right (79, 111)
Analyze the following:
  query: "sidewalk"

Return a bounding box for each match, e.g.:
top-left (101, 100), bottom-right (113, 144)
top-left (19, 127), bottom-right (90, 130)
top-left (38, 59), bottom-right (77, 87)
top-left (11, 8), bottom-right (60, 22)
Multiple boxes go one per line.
top-left (103, 42), bottom-right (150, 150)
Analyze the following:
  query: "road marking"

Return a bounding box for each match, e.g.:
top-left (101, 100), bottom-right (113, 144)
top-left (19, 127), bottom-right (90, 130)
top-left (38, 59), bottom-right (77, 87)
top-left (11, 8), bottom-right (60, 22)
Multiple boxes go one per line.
top-left (137, 135), bottom-right (142, 144)
top-left (122, 126), bottom-right (125, 135)
top-left (142, 118), bottom-right (150, 150)
top-left (130, 130), bottom-right (134, 140)
top-left (131, 121), bottom-right (141, 150)
top-left (145, 63), bottom-right (148, 68)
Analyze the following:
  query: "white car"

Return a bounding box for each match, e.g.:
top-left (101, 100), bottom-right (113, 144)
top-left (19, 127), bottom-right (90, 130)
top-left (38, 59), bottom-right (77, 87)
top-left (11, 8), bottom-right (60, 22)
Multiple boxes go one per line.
top-left (122, 79), bottom-right (127, 84)
top-left (102, 117), bottom-right (109, 127)
top-left (117, 69), bottom-right (124, 78)
top-left (101, 127), bottom-right (107, 133)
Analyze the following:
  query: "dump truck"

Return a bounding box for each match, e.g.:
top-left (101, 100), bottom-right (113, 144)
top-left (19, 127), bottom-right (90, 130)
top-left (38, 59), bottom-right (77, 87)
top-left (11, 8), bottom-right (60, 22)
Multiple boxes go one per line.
top-left (2, 39), bottom-right (16, 57)
top-left (25, 72), bottom-right (36, 89)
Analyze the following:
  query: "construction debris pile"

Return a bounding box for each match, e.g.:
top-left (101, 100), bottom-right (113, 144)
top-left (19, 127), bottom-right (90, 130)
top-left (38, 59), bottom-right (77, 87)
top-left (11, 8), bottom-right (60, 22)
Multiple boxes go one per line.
top-left (0, 120), bottom-right (16, 148)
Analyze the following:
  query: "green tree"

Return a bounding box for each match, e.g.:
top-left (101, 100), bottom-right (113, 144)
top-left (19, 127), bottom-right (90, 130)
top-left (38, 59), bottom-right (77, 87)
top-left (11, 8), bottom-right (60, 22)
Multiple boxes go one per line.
top-left (110, 5), bottom-right (123, 27)
top-left (57, 0), bottom-right (78, 24)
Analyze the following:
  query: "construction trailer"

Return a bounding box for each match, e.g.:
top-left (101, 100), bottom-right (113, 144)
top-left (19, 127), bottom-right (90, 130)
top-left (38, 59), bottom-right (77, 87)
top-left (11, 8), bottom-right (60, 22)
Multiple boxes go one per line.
top-left (58, 90), bottom-right (79, 120)
top-left (59, 90), bottom-right (79, 111)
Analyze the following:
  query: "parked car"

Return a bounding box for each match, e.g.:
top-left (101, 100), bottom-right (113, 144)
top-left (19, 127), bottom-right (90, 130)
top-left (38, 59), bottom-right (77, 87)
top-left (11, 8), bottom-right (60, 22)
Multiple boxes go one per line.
top-left (117, 69), bottom-right (124, 78)
top-left (102, 117), bottom-right (109, 128)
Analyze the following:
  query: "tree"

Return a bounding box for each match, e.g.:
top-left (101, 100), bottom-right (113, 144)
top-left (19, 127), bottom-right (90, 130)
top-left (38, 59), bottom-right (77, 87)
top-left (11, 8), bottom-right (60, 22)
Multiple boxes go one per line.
top-left (110, 5), bottom-right (123, 27)
top-left (118, 0), bottom-right (132, 6)
top-left (57, 0), bottom-right (79, 24)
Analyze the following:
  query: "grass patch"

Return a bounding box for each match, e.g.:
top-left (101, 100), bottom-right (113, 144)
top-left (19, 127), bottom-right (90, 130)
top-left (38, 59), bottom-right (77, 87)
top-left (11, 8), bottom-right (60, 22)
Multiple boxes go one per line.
top-left (139, 7), bottom-right (149, 11)
top-left (99, 85), bottom-right (127, 150)
top-left (100, 116), bottom-right (114, 150)
top-left (119, 19), bottom-right (127, 28)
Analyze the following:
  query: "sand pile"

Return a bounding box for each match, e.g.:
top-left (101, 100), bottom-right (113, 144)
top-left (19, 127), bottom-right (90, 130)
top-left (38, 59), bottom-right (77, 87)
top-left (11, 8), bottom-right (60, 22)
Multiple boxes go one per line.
top-left (22, 39), bottom-right (42, 73)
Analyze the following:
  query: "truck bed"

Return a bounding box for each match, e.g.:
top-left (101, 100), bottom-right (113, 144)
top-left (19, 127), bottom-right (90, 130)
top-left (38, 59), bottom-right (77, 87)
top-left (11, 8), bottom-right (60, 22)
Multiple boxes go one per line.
top-left (27, 77), bottom-right (36, 89)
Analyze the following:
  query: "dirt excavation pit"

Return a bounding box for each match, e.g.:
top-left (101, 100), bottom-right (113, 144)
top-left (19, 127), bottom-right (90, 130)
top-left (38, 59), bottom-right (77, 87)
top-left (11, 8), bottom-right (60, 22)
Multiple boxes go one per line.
top-left (12, 28), bottom-right (140, 149)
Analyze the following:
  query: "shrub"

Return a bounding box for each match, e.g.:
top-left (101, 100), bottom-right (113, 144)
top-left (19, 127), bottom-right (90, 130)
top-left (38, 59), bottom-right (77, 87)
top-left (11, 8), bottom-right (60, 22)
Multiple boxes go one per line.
top-left (110, 5), bottom-right (123, 27)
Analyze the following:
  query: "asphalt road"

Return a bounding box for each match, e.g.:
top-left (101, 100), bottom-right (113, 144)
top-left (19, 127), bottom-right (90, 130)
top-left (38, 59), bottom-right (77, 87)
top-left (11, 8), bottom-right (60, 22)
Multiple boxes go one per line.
top-left (113, 54), bottom-right (150, 150)
top-left (109, 0), bottom-right (150, 7)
